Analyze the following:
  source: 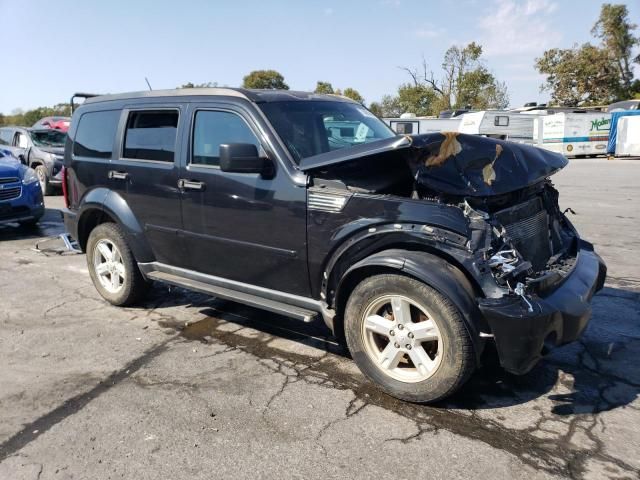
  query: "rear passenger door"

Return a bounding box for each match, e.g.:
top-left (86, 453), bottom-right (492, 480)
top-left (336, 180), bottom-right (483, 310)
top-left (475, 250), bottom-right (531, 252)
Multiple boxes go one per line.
top-left (178, 103), bottom-right (309, 296)
top-left (109, 105), bottom-right (188, 266)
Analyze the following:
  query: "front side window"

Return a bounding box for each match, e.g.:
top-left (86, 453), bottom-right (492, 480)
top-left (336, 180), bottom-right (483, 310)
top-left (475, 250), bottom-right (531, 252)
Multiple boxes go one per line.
top-left (74, 110), bottom-right (120, 159)
top-left (259, 100), bottom-right (395, 163)
top-left (124, 110), bottom-right (178, 162)
top-left (15, 132), bottom-right (29, 148)
top-left (30, 130), bottom-right (66, 147)
top-left (191, 110), bottom-right (260, 166)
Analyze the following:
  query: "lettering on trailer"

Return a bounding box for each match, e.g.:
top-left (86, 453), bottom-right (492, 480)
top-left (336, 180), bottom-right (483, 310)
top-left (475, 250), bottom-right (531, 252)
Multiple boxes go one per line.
top-left (591, 118), bottom-right (610, 131)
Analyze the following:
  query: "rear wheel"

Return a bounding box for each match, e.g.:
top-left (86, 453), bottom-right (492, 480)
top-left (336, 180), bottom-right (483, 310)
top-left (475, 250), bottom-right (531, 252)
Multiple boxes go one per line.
top-left (344, 274), bottom-right (475, 403)
top-left (86, 222), bottom-right (149, 306)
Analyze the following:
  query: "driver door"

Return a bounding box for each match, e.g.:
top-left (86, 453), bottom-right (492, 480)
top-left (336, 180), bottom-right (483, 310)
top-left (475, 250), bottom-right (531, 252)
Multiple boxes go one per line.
top-left (179, 103), bottom-right (309, 297)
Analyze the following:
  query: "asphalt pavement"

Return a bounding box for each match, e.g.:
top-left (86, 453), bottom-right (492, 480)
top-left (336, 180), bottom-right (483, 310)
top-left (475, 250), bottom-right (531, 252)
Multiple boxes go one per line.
top-left (0, 158), bottom-right (638, 479)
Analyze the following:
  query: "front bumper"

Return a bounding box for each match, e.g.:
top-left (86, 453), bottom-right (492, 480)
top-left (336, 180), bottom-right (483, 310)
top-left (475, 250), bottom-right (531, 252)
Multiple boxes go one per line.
top-left (0, 182), bottom-right (45, 225)
top-left (478, 241), bottom-right (607, 374)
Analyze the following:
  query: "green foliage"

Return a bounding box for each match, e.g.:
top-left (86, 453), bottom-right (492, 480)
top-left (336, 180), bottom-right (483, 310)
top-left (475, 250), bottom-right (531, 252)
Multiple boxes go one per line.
top-left (368, 102), bottom-right (383, 117)
top-left (591, 3), bottom-right (639, 95)
top-left (341, 87), bottom-right (364, 104)
top-left (536, 44), bottom-right (619, 106)
top-left (179, 82), bottom-right (218, 88)
top-left (390, 42), bottom-right (509, 116)
top-left (396, 84), bottom-right (436, 116)
top-left (314, 81), bottom-right (334, 94)
top-left (375, 95), bottom-right (404, 117)
top-left (536, 3), bottom-right (639, 105)
top-left (0, 103), bottom-right (71, 127)
top-left (242, 70), bottom-right (289, 90)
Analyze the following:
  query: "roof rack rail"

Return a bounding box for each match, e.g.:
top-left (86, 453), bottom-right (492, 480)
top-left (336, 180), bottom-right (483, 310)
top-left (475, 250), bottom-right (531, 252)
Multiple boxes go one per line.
top-left (70, 93), bottom-right (100, 113)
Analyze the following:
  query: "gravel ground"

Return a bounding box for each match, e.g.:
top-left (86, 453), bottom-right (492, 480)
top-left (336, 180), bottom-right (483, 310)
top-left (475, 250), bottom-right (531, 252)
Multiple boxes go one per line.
top-left (0, 158), bottom-right (638, 479)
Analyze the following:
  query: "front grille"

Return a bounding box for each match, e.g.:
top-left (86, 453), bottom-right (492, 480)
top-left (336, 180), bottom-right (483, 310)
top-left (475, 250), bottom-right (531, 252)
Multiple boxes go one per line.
top-left (0, 186), bottom-right (22, 201)
top-left (0, 177), bottom-right (19, 184)
top-left (494, 197), bottom-right (551, 270)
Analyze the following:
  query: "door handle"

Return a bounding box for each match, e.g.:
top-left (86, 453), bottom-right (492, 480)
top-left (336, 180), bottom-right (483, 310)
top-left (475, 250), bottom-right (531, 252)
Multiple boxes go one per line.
top-left (178, 179), bottom-right (206, 191)
top-left (108, 170), bottom-right (129, 180)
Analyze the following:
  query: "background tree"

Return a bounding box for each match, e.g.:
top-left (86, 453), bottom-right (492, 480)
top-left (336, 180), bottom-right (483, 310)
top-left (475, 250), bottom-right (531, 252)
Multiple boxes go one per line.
top-left (368, 102), bottom-right (384, 117)
top-left (375, 95), bottom-right (404, 117)
top-left (536, 44), bottom-right (619, 106)
top-left (387, 42), bottom-right (507, 116)
top-left (591, 3), bottom-right (639, 97)
top-left (242, 70), bottom-right (289, 90)
top-left (341, 87), bottom-right (365, 104)
top-left (395, 84), bottom-right (436, 116)
top-left (179, 82), bottom-right (218, 88)
top-left (314, 81), bottom-right (334, 94)
top-left (536, 3), bottom-right (639, 105)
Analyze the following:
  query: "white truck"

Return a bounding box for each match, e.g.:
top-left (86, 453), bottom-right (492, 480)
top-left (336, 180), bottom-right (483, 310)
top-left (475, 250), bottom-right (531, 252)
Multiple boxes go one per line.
top-left (534, 112), bottom-right (611, 157)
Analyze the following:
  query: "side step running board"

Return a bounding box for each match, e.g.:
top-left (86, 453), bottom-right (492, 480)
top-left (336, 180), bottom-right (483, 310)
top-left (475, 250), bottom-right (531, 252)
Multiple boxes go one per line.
top-left (146, 271), bottom-right (318, 323)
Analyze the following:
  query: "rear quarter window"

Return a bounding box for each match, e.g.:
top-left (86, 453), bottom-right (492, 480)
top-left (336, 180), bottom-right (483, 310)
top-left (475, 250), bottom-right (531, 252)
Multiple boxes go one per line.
top-left (73, 110), bottom-right (121, 159)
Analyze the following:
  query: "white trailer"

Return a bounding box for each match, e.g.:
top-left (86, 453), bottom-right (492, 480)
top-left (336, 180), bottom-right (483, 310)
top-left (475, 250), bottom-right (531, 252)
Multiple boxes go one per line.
top-left (534, 112), bottom-right (611, 157)
top-left (457, 111), bottom-right (540, 144)
top-left (614, 116), bottom-right (640, 157)
top-left (384, 116), bottom-right (462, 135)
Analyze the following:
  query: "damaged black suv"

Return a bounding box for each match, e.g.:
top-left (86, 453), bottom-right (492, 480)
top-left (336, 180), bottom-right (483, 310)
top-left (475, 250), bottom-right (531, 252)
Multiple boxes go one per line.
top-left (62, 89), bottom-right (606, 403)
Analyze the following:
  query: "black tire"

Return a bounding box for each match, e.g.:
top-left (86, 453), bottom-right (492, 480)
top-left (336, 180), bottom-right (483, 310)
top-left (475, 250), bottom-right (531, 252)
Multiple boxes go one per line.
top-left (86, 222), bottom-right (149, 306)
top-left (344, 274), bottom-right (475, 403)
top-left (34, 165), bottom-right (54, 196)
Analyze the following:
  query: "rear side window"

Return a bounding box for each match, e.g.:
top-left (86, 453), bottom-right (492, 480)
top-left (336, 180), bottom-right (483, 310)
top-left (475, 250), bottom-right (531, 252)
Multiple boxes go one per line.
top-left (124, 110), bottom-right (178, 162)
top-left (191, 110), bottom-right (260, 166)
top-left (74, 110), bottom-right (120, 159)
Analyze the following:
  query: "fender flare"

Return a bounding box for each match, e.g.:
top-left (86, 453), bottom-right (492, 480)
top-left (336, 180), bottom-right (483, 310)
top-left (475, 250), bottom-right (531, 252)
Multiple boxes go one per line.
top-left (337, 248), bottom-right (487, 361)
top-left (76, 188), bottom-right (154, 262)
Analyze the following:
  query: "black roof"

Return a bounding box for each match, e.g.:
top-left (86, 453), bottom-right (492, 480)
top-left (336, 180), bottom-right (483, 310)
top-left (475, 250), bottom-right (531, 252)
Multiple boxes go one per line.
top-left (82, 88), bottom-right (354, 106)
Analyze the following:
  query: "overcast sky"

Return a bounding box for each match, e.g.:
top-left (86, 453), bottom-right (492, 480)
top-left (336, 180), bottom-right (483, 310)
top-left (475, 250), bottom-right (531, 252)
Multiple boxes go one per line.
top-left (1, 0), bottom-right (638, 113)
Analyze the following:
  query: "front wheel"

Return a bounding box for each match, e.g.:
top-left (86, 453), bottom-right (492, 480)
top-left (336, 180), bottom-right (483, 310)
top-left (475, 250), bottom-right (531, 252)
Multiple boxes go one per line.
top-left (344, 274), bottom-right (475, 403)
top-left (86, 222), bottom-right (149, 306)
top-left (35, 165), bottom-right (54, 196)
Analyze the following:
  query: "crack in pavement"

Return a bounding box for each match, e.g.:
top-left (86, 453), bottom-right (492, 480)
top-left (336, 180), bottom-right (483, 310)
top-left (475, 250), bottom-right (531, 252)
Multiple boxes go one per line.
top-left (160, 311), bottom-right (640, 480)
top-left (0, 336), bottom-right (177, 463)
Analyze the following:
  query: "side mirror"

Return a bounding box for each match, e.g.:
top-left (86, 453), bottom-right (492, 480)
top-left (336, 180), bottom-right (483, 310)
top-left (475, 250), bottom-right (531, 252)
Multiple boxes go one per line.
top-left (219, 143), bottom-right (271, 176)
top-left (17, 153), bottom-right (27, 165)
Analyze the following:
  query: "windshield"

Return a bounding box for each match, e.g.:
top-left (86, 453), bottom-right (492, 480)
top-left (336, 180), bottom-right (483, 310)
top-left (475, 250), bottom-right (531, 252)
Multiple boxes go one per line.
top-left (259, 101), bottom-right (395, 163)
top-left (30, 130), bottom-right (66, 147)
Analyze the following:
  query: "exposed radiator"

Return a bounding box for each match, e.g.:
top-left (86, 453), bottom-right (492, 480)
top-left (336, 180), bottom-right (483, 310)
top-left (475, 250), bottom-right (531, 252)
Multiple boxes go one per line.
top-left (494, 197), bottom-right (551, 270)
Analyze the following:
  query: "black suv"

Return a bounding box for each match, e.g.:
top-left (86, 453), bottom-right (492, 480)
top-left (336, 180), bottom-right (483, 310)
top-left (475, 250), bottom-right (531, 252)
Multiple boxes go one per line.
top-left (62, 89), bottom-right (606, 403)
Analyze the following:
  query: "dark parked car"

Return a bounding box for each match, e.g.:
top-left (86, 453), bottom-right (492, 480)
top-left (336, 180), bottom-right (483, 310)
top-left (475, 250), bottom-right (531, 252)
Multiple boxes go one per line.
top-left (0, 126), bottom-right (66, 194)
top-left (0, 148), bottom-right (44, 226)
top-left (62, 89), bottom-right (606, 403)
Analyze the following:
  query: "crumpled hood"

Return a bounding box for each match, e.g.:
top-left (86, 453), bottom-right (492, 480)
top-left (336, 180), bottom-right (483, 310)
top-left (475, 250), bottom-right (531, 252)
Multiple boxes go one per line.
top-left (300, 133), bottom-right (568, 197)
top-left (408, 133), bottom-right (568, 197)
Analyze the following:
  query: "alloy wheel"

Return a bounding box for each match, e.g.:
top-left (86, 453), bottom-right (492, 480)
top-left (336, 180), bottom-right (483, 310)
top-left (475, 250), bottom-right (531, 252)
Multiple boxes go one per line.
top-left (93, 239), bottom-right (126, 293)
top-left (361, 294), bottom-right (443, 383)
